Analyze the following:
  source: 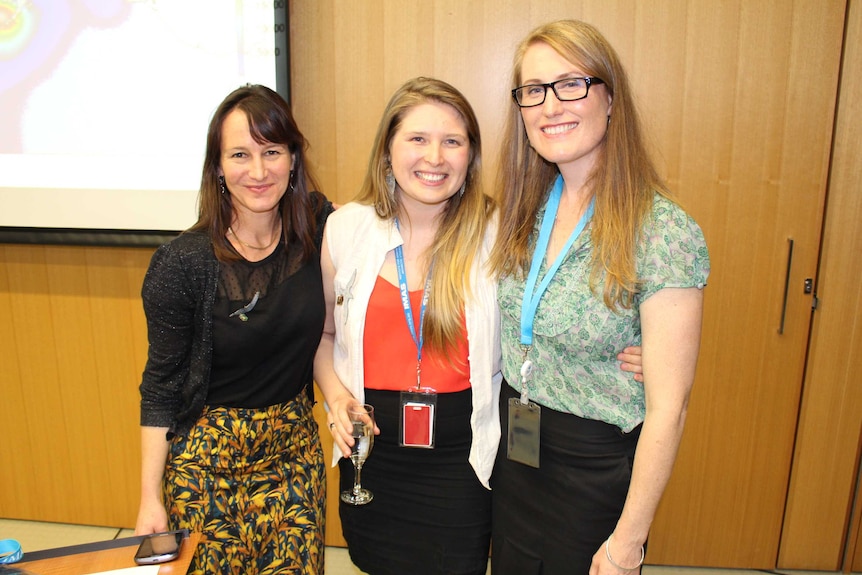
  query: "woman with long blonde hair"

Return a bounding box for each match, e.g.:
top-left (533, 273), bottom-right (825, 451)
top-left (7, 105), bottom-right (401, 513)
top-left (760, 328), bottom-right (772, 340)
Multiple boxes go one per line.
top-left (314, 77), bottom-right (500, 575)
top-left (489, 20), bottom-right (710, 575)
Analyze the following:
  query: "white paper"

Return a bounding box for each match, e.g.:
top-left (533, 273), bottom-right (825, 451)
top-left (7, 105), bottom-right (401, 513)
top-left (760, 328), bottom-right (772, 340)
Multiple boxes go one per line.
top-left (84, 566), bottom-right (161, 575)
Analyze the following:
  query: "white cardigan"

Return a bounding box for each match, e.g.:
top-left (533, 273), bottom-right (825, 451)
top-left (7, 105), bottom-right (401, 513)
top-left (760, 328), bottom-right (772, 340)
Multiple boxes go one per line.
top-left (324, 202), bottom-right (502, 488)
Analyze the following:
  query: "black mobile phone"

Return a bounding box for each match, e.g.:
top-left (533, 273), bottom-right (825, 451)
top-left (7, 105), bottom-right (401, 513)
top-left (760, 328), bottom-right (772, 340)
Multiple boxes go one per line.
top-left (133, 531), bottom-right (183, 565)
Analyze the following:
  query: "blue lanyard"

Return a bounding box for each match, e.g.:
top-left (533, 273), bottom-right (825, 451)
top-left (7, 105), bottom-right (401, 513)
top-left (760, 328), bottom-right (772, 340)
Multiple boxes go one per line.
top-left (394, 219), bottom-right (432, 388)
top-left (520, 175), bottom-right (595, 348)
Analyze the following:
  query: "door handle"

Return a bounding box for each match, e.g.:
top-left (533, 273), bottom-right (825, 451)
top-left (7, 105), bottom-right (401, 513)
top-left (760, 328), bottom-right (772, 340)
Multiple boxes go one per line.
top-left (778, 238), bottom-right (793, 335)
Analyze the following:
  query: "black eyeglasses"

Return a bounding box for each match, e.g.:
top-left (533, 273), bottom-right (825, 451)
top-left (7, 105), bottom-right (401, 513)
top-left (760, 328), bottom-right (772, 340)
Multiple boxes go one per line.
top-left (511, 77), bottom-right (605, 108)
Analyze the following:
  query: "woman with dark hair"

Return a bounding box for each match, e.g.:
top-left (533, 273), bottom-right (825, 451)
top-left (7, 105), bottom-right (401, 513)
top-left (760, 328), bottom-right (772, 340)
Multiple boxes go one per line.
top-left (135, 84), bottom-right (333, 574)
top-left (489, 20), bottom-right (710, 575)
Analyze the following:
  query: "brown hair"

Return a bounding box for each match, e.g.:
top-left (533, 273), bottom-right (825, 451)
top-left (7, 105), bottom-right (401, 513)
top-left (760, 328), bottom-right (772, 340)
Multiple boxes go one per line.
top-left (489, 20), bottom-right (671, 309)
top-left (190, 84), bottom-right (322, 263)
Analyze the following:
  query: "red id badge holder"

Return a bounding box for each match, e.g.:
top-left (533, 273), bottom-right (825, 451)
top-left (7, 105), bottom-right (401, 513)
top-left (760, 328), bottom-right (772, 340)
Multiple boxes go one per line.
top-left (400, 387), bottom-right (437, 448)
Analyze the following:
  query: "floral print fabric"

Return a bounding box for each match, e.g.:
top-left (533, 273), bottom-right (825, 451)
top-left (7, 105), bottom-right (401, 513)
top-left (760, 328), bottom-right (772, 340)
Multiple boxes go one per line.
top-left (163, 392), bottom-right (325, 574)
top-left (498, 194), bottom-right (710, 432)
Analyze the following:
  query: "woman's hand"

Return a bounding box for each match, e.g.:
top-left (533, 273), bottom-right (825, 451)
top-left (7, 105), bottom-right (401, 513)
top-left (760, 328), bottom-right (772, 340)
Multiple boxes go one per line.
top-left (134, 498), bottom-right (169, 536)
top-left (618, 346), bottom-right (644, 382)
top-left (590, 535), bottom-right (644, 575)
top-left (326, 393), bottom-right (381, 458)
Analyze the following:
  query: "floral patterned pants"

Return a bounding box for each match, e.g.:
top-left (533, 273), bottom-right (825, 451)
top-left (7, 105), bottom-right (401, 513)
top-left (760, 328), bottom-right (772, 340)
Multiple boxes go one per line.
top-left (164, 392), bottom-right (325, 574)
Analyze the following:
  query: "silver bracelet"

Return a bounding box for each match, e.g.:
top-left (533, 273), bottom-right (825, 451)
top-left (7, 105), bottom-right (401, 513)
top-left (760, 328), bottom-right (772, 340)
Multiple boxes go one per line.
top-left (605, 533), bottom-right (645, 571)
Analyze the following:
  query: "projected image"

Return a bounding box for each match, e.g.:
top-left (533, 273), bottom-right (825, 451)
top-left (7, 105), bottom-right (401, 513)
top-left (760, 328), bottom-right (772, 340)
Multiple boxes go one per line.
top-left (0, 0), bottom-right (282, 231)
top-left (0, 0), bottom-right (131, 154)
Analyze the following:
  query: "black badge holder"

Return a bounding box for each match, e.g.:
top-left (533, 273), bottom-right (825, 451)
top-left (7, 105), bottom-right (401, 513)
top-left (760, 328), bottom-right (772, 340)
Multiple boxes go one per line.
top-left (507, 358), bottom-right (541, 468)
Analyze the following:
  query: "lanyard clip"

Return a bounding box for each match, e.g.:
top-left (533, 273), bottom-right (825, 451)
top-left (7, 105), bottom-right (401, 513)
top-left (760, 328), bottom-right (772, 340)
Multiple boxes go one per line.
top-left (519, 345), bottom-right (533, 405)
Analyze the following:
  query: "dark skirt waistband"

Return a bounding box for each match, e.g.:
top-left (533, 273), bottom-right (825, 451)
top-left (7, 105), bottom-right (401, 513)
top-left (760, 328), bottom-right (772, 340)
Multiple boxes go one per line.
top-left (502, 381), bottom-right (641, 449)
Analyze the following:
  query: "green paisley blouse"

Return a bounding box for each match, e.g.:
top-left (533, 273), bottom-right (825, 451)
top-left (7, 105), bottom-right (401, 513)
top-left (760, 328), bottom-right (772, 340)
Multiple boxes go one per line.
top-left (498, 193), bottom-right (710, 432)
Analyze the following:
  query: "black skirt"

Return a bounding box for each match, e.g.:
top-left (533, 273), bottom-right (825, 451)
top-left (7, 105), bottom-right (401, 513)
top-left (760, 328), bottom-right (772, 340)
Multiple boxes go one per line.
top-left (491, 382), bottom-right (641, 575)
top-left (339, 387), bottom-right (491, 575)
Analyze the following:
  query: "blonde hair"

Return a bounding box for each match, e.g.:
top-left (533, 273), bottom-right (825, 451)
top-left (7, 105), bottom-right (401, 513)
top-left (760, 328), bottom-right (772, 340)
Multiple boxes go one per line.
top-left (356, 77), bottom-right (495, 358)
top-left (489, 20), bottom-right (671, 310)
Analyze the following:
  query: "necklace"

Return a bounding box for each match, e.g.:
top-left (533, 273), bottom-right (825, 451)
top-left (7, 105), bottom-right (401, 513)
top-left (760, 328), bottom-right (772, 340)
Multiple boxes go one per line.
top-left (227, 223), bottom-right (281, 250)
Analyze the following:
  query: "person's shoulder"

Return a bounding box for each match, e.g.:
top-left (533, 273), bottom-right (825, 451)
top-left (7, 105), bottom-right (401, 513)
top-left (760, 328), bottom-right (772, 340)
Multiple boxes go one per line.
top-left (148, 230), bottom-right (214, 271)
top-left (325, 203), bottom-right (386, 252)
top-left (309, 191), bottom-right (334, 216)
top-left (337, 201), bottom-right (374, 215)
top-left (157, 230), bottom-right (212, 255)
top-left (327, 201), bottom-right (377, 224)
top-left (143, 231), bottom-right (215, 296)
top-left (644, 193), bottom-right (706, 249)
top-left (649, 193), bottom-right (699, 227)
top-left (650, 192), bottom-right (680, 212)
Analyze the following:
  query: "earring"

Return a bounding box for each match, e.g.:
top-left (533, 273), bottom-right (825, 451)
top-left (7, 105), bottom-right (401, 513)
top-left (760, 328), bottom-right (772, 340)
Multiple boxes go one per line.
top-left (607, 115), bottom-right (611, 126)
top-left (385, 170), bottom-right (396, 200)
top-left (288, 169), bottom-right (295, 193)
top-left (218, 175), bottom-right (227, 195)
top-left (458, 181), bottom-right (466, 198)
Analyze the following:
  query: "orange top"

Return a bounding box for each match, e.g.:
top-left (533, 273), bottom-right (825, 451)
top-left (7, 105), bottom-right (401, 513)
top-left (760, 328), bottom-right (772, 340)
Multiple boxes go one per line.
top-left (363, 276), bottom-right (470, 392)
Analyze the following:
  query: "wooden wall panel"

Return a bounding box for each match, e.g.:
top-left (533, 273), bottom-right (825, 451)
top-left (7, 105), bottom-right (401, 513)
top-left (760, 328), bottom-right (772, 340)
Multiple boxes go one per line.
top-left (291, 0), bottom-right (622, 207)
top-left (0, 247), bottom-right (35, 517)
top-left (0, 245), bottom-right (152, 527)
top-left (779, 0), bottom-right (862, 568)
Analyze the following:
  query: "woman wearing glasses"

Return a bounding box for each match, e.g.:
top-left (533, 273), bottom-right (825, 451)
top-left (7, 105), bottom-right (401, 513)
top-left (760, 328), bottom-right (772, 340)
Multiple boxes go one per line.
top-left (315, 76), bottom-right (644, 575)
top-left (489, 20), bottom-right (709, 575)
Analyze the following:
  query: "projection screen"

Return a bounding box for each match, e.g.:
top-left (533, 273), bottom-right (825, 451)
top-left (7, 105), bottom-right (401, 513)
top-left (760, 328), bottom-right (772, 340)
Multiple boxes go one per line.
top-left (0, 0), bottom-right (290, 245)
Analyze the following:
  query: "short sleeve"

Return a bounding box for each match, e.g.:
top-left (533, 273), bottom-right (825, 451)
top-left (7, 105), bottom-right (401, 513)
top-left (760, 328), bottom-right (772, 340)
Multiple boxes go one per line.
top-left (636, 196), bottom-right (710, 303)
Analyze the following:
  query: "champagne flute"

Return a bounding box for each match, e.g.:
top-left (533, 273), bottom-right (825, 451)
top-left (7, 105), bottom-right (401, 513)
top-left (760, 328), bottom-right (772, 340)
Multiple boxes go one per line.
top-left (340, 403), bottom-right (375, 505)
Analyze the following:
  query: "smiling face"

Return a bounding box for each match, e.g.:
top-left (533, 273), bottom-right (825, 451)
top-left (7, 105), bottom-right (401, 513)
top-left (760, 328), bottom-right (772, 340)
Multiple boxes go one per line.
top-left (519, 41), bottom-right (612, 180)
top-left (388, 101), bottom-right (471, 217)
top-left (219, 108), bottom-right (294, 220)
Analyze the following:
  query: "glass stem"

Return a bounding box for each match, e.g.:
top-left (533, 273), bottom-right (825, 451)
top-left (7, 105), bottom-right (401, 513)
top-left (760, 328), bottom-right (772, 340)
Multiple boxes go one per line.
top-left (353, 462), bottom-right (363, 495)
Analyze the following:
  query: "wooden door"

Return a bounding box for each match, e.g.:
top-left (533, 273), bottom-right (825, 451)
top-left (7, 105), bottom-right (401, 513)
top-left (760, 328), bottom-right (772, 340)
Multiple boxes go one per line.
top-left (777, 0), bottom-right (862, 568)
top-left (289, 0), bottom-right (846, 564)
top-left (643, 2), bottom-right (845, 567)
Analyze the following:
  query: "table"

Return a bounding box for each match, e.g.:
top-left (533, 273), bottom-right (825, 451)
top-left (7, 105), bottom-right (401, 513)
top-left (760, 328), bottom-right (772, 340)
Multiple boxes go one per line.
top-left (10, 531), bottom-right (201, 575)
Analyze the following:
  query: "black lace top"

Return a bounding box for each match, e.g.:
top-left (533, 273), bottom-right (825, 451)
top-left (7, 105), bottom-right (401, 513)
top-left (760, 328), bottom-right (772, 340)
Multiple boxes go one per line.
top-left (209, 237), bottom-right (325, 407)
top-left (139, 193), bottom-right (334, 436)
